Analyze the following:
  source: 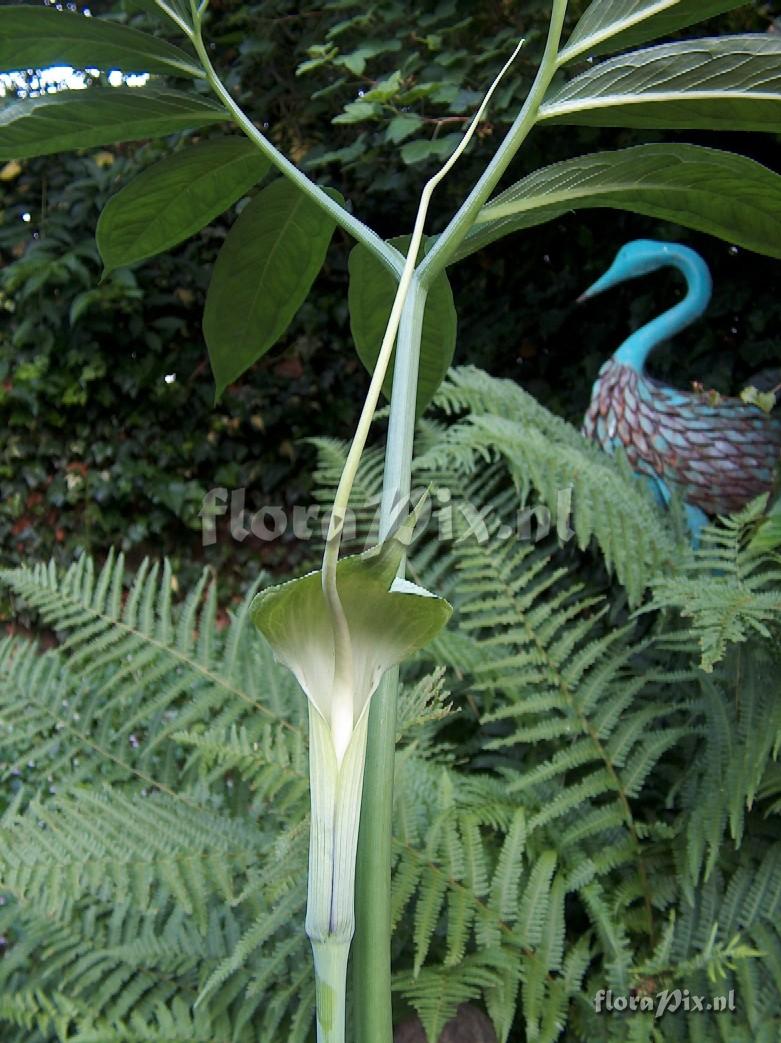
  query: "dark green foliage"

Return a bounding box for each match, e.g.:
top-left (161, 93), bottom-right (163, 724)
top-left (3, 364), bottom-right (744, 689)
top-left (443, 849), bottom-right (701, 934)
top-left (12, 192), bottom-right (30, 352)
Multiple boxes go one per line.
top-left (97, 137), bottom-right (271, 272)
top-left (0, 143), bottom-right (362, 603)
top-left (1, 0), bottom-right (779, 600)
top-left (538, 36), bottom-right (781, 132)
top-left (458, 145), bottom-right (781, 262)
top-left (0, 89), bottom-right (226, 160)
top-left (0, 4), bottom-right (202, 78)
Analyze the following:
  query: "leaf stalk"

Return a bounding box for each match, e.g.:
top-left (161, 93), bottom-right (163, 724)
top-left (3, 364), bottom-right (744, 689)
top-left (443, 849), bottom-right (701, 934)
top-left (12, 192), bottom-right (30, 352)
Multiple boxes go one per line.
top-left (186, 11), bottom-right (402, 278)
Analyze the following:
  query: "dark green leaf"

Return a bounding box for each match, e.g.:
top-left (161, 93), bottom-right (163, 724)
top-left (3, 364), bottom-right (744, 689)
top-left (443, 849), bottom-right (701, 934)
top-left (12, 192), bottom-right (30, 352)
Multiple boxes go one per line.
top-left (540, 37), bottom-right (781, 131)
top-left (332, 100), bottom-right (380, 124)
top-left (0, 89), bottom-right (225, 160)
top-left (386, 113), bottom-right (423, 144)
top-left (204, 178), bottom-right (340, 399)
top-left (456, 144), bottom-right (781, 262)
top-left (97, 138), bottom-right (271, 272)
top-left (400, 133), bottom-right (461, 166)
top-left (0, 6), bottom-right (201, 78)
top-left (348, 236), bottom-right (457, 418)
top-left (559, 0), bottom-right (747, 64)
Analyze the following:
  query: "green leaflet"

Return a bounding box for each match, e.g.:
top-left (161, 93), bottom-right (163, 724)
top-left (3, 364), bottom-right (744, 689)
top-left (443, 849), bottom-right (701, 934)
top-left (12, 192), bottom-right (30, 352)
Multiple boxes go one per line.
top-left (0, 6), bottom-right (202, 78)
top-left (0, 89), bottom-right (225, 160)
top-left (645, 497), bottom-right (781, 671)
top-left (558, 0), bottom-right (747, 64)
top-left (540, 36), bottom-right (781, 131)
top-left (203, 178), bottom-right (341, 400)
top-left (750, 496), bottom-right (781, 553)
top-left (97, 138), bottom-right (271, 273)
top-left (456, 144), bottom-right (781, 262)
top-left (348, 236), bottom-right (457, 418)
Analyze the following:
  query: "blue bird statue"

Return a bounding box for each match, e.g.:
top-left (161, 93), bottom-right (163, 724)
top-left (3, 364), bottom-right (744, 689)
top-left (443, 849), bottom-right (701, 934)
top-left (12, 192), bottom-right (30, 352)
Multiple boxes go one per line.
top-left (580, 240), bottom-right (781, 543)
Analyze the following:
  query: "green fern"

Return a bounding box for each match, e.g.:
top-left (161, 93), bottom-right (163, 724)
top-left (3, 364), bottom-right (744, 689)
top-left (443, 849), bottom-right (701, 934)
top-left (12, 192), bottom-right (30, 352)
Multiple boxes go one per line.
top-left (645, 497), bottom-right (781, 672)
top-left (426, 366), bottom-right (688, 604)
top-left (0, 789), bottom-right (266, 924)
top-left (0, 552), bottom-right (305, 798)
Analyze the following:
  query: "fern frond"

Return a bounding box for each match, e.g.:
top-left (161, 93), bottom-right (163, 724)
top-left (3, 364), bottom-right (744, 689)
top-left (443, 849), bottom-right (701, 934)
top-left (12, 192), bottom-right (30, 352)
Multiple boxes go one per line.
top-left (646, 497), bottom-right (781, 671)
top-left (175, 721), bottom-right (309, 814)
top-left (395, 952), bottom-right (504, 1043)
top-left (680, 641), bottom-right (781, 884)
top-left (395, 668), bottom-right (455, 743)
top-left (0, 789), bottom-right (265, 927)
top-left (0, 554), bottom-right (305, 794)
top-left (427, 366), bottom-right (685, 603)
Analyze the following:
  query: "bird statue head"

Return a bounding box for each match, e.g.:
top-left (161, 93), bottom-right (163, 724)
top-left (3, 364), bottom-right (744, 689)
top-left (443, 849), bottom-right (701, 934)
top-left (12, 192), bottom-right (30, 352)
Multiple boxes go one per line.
top-left (578, 239), bottom-right (707, 302)
top-left (578, 239), bottom-right (713, 371)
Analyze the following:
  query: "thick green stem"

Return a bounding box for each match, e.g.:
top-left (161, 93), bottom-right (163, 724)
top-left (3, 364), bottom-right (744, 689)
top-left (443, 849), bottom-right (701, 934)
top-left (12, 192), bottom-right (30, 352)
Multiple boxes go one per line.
top-left (352, 286), bottom-right (426, 1043)
top-left (313, 939), bottom-right (350, 1043)
top-left (352, 667), bottom-right (400, 1043)
top-left (377, 288), bottom-right (429, 540)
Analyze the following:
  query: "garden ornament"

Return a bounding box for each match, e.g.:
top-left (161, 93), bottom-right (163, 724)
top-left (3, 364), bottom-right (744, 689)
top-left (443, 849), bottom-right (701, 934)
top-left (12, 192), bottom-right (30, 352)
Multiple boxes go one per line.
top-left (580, 240), bottom-right (781, 543)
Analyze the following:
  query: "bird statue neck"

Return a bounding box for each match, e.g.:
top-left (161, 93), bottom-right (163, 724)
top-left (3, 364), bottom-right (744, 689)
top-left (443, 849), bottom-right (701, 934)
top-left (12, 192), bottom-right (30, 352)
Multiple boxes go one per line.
top-left (614, 244), bottom-right (713, 373)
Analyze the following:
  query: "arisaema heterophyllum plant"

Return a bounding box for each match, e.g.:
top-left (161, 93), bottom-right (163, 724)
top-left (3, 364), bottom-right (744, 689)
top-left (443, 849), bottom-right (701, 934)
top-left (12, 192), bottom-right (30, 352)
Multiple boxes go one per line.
top-left (3, 0), bottom-right (781, 1039)
top-left (249, 54), bottom-right (525, 1040)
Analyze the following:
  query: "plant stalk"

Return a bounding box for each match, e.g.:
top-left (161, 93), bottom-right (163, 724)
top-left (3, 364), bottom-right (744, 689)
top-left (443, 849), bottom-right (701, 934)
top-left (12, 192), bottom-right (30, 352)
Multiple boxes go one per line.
top-left (313, 939), bottom-right (350, 1043)
top-left (349, 13), bottom-right (569, 1033)
top-left (352, 285), bottom-right (426, 1043)
top-left (378, 288), bottom-right (429, 540)
top-left (351, 666), bottom-right (400, 1043)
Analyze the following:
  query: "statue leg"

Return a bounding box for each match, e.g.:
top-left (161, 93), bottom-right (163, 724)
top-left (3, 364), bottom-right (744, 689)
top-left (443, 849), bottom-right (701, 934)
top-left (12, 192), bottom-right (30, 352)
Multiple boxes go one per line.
top-left (684, 503), bottom-right (709, 548)
top-left (644, 474), bottom-right (670, 507)
top-left (642, 473), bottom-right (709, 546)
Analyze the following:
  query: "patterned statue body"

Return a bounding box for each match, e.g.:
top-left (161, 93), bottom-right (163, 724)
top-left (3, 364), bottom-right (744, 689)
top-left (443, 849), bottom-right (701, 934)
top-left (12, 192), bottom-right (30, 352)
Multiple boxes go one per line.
top-left (581, 240), bottom-right (781, 540)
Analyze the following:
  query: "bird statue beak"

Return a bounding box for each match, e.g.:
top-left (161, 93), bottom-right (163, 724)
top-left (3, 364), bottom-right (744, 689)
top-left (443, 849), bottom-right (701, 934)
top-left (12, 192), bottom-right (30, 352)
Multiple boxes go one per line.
top-left (576, 267), bottom-right (622, 304)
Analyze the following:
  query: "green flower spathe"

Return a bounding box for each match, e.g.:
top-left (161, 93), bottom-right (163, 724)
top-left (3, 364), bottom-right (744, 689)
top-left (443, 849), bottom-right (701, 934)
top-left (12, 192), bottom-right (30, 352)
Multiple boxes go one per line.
top-left (250, 514), bottom-right (451, 948)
